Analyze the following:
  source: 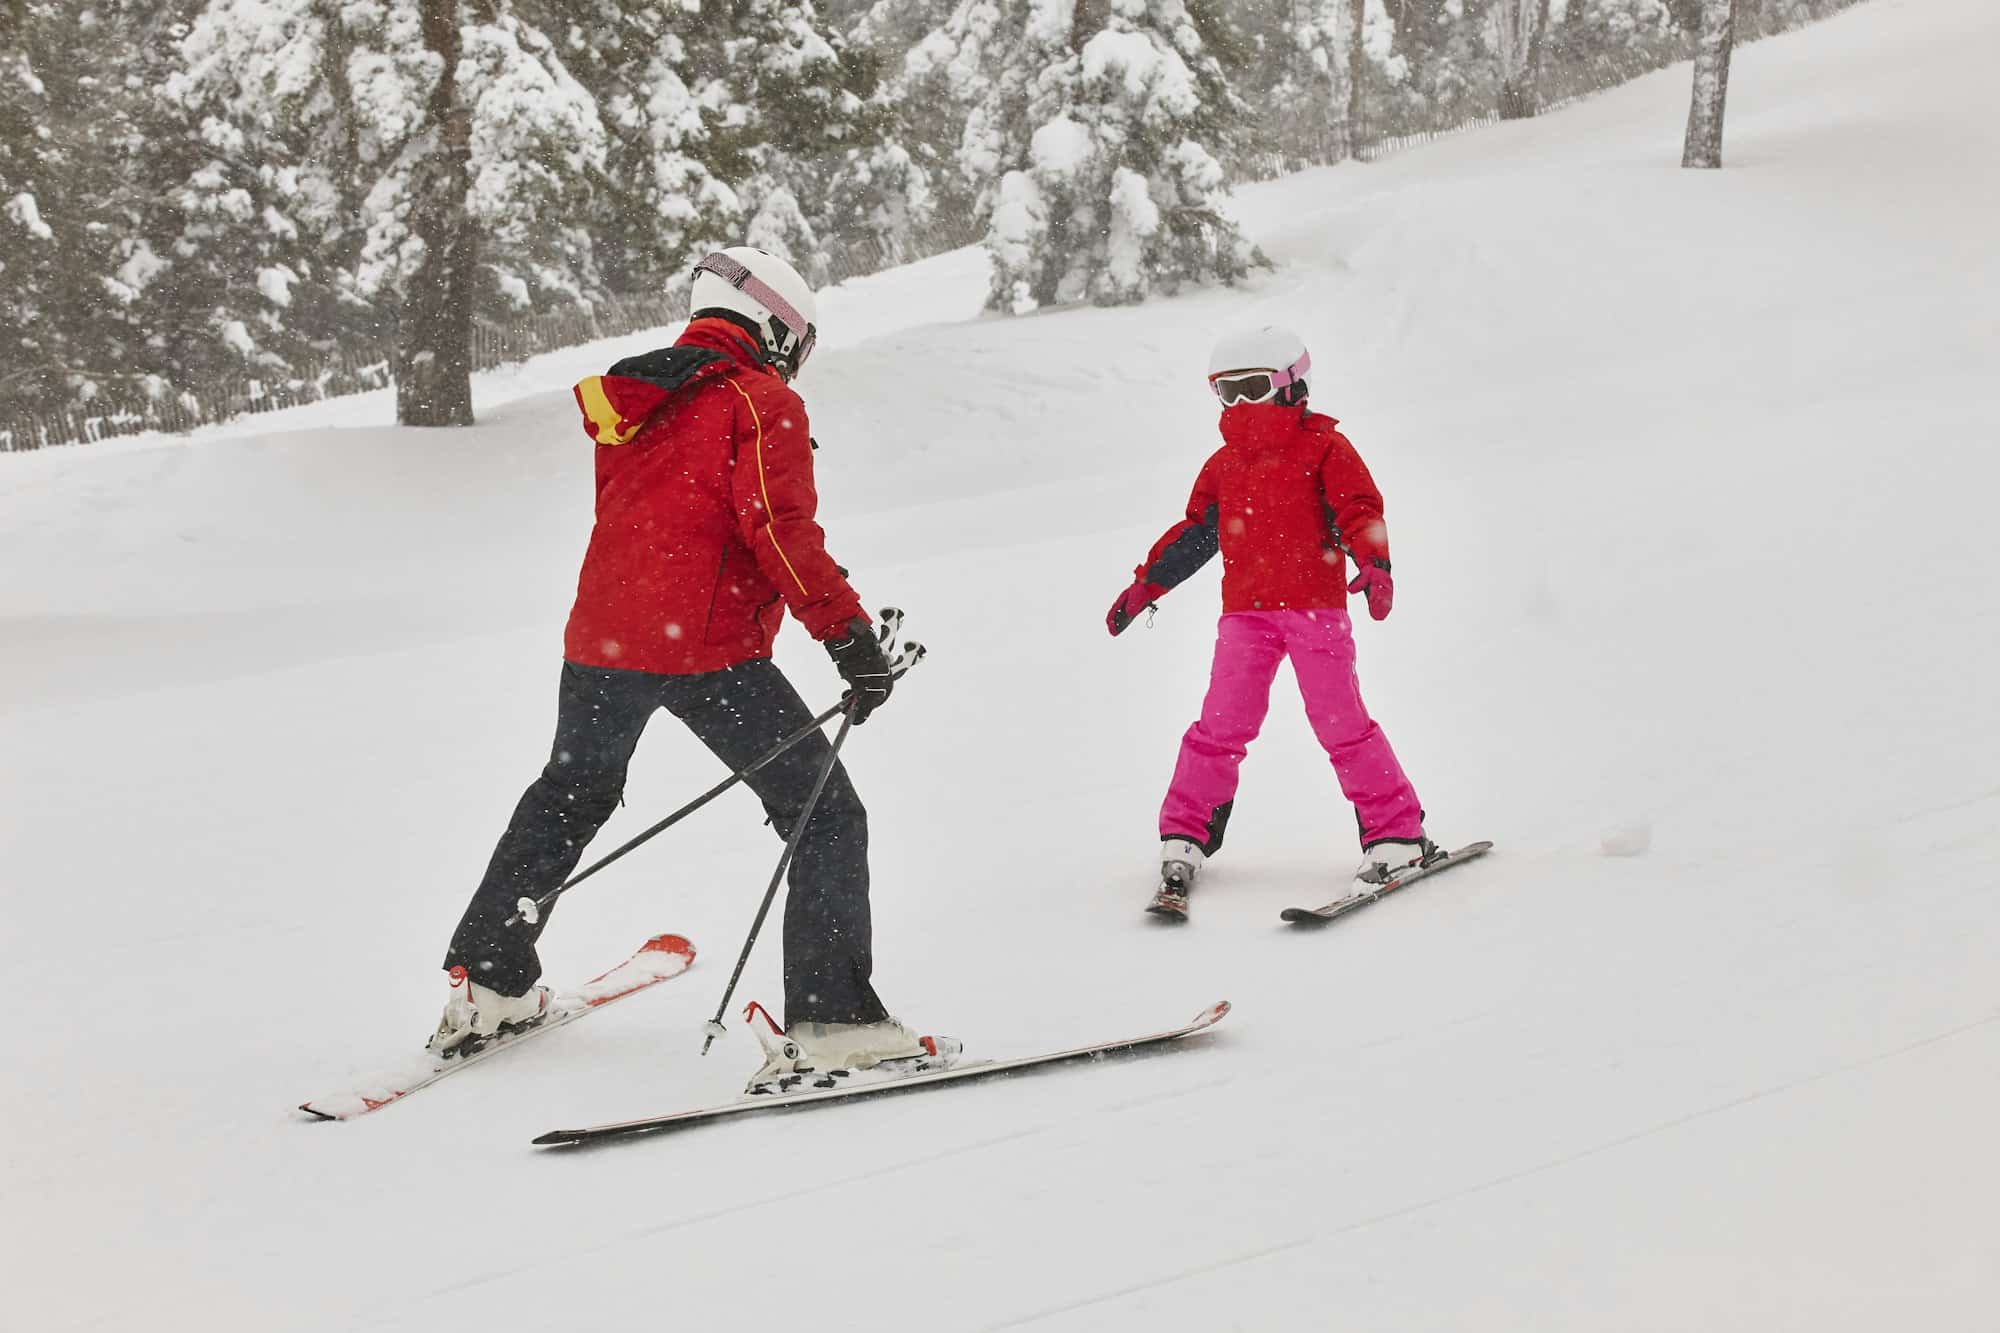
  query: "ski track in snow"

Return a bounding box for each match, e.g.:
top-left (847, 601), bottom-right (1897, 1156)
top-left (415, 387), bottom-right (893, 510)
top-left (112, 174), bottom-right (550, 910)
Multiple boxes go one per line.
top-left (997, 1009), bottom-right (2000, 1329)
top-left (6, 2), bottom-right (2000, 1329)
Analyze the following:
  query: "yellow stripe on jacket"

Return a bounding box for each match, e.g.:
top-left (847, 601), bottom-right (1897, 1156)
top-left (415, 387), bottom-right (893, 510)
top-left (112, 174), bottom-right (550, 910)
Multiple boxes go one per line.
top-left (725, 377), bottom-right (811, 598)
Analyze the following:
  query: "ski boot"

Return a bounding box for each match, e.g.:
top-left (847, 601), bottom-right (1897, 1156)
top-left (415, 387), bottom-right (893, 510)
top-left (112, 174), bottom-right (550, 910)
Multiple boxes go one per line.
top-left (1345, 837), bottom-right (1443, 901)
top-left (1147, 838), bottom-right (1205, 922)
top-left (741, 1002), bottom-right (960, 1096)
top-left (428, 965), bottom-right (554, 1058)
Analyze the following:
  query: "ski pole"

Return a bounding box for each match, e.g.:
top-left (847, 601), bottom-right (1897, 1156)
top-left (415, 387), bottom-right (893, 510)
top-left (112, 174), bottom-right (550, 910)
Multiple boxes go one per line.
top-left (701, 701), bottom-right (859, 1055)
top-left (502, 700), bottom-right (849, 929)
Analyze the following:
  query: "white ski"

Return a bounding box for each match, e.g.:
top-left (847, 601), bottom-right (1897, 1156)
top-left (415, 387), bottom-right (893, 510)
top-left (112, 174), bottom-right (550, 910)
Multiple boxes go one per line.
top-left (299, 933), bottom-right (696, 1121)
top-left (532, 1000), bottom-right (1231, 1147)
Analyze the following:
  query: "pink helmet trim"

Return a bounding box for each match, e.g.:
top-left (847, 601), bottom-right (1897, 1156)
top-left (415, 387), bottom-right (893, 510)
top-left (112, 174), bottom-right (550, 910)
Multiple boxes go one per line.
top-left (1274, 348), bottom-right (1311, 390)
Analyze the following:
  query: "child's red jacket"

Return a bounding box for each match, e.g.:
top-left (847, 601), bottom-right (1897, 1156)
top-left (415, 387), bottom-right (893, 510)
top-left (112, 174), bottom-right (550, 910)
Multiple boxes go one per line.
top-left (1137, 403), bottom-right (1389, 614)
top-left (562, 319), bottom-right (863, 676)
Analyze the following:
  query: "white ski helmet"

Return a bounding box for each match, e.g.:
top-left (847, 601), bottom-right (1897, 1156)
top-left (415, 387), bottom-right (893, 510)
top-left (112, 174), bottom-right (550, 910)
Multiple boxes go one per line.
top-left (689, 246), bottom-right (819, 379)
top-left (1207, 325), bottom-right (1311, 405)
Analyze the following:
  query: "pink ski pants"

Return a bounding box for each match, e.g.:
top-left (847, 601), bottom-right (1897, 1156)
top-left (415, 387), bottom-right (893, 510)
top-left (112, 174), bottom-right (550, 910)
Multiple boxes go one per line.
top-left (1159, 610), bottom-right (1424, 853)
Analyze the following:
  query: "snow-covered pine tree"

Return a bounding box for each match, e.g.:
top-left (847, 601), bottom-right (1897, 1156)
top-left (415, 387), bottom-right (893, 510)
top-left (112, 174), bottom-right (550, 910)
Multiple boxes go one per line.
top-left (1227, 1), bottom-right (1391, 165)
top-left (1382, 0), bottom-right (1493, 132)
top-left (1261, 1), bottom-right (1356, 167)
top-left (812, 8), bottom-right (937, 268)
top-left (1, 10), bottom-right (71, 422)
top-left (534, 1), bottom-right (741, 299)
top-left (0, 3), bottom-right (175, 425)
top-left (1681, 0), bottom-right (1733, 166)
top-left (691, 0), bottom-right (929, 283)
top-left (1549, 0), bottom-right (1682, 69)
top-left (893, 0), bottom-right (1038, 240)
top-left (981, 0), bottom-right (1256, 313)
top-left (168, 0), bottom-right (606, 425)
top-left (838, 0), bottom-right (946, 45)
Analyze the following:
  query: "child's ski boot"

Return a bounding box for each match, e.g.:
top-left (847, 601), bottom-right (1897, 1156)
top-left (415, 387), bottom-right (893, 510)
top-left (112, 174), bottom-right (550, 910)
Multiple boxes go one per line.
top-left (1343, 837), bottom-right (1443, 901)
top-left (1147, 838), bottom-right (1206, 922)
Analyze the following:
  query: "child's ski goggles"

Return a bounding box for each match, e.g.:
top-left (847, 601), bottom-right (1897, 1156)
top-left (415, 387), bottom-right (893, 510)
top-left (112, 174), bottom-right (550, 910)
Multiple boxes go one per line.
top-left (1208, 350), bottom-right (1311, 405)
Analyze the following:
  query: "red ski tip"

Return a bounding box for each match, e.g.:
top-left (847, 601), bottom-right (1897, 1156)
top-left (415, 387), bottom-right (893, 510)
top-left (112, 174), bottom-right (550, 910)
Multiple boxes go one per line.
top-left (639, 933), bottom-right (695, 959)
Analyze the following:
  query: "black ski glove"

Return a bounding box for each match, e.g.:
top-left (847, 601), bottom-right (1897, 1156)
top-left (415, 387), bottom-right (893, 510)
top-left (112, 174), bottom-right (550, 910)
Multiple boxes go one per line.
top-left (825, 616), bottom-right (894, 723)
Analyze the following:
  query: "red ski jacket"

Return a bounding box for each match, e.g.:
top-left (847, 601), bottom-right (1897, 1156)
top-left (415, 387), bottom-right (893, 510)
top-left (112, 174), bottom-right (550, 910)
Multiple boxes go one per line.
top-left (1136, 403), bottom-right (1389, 614)
top-left (562, 319), bottom-right (864, 676)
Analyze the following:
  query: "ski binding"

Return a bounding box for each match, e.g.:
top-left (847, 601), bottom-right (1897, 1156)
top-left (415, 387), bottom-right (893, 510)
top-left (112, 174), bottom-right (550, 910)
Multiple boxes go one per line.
top-left (1280, 841), bottom-right (1493, 926)
top-left (298, 932), bottom-right (696, 1120)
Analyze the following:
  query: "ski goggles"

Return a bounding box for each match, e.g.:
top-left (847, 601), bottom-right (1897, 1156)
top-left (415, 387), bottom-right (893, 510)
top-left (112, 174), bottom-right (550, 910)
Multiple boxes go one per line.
top-left (692, 252), bottom-right (818, 376)
top-left (1208, 350), bottom-right (1310, 405)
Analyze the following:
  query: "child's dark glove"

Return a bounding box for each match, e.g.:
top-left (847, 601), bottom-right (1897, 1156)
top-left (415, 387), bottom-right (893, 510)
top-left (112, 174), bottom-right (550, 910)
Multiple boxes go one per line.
top-left (1107, 580), bottom-right (1167, 636)
top-left (1347, 559), bottom-right (1393, 621)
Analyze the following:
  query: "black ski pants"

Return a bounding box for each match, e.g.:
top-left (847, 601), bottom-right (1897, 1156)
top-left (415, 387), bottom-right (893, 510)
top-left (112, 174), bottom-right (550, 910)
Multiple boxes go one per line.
top-left (444, 658), bottom-right (885, 1027)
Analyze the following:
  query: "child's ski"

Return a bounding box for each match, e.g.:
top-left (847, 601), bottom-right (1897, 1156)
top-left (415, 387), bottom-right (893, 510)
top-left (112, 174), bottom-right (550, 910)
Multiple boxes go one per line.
top-left (532, 1000), bottom-right (1231, 1148)
top-left (298, 933), bottom-right (696, 1121)
top-left (1280, 841), bottom-right (1494, 926)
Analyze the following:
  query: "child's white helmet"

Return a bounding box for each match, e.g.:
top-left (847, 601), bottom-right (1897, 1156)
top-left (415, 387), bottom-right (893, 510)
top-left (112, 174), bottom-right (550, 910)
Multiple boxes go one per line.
top-left (690, 246), bottom-right (819, 379)
top-left (1207, 326), bottom-right (1311, 405)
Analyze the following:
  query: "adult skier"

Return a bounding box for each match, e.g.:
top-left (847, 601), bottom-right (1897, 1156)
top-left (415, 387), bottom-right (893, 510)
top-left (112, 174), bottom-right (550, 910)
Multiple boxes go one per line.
top-left (434, 246), bottom-right (941, 1089)
top-left (1107, 326), bottom-right (1437, 921)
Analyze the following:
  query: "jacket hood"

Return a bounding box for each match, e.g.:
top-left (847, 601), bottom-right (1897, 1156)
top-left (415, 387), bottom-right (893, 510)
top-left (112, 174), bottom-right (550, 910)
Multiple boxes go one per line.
top-left (675, 316), bottom-right (769, 370)
top-left (571, 318), bottom-right (769, 446)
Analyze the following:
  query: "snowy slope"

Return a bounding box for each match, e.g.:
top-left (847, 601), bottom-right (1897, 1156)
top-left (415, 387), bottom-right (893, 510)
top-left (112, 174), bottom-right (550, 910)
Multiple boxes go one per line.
top-left (5, 3), bottom-right (1998, 1329)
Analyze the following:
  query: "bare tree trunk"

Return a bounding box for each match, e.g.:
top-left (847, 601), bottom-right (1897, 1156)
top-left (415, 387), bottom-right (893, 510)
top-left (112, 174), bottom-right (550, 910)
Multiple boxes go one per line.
top-left (1346, 0), bottom-right (1368, 157)
top-left (1682, 0), bottom-right (1736, 168)
top-left (1497, 0), bottom-right (1554, 119)
top-left (397, 0), bottom-right (475, 427)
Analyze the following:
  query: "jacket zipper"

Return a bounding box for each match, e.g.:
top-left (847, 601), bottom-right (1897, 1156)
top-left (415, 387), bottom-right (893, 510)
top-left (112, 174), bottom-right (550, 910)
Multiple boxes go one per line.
top-left (701, 549), bottom-right (727, 644)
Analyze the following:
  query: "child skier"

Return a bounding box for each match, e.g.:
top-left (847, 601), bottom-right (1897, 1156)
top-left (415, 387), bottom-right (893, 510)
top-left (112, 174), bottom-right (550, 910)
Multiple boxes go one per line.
top-left (1107, 325), bottom-right (1437, 921)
